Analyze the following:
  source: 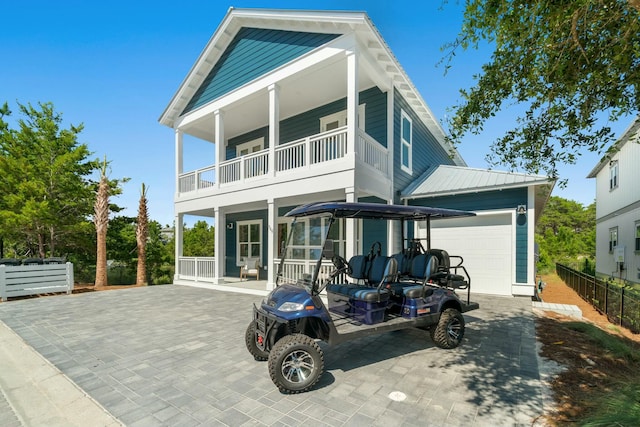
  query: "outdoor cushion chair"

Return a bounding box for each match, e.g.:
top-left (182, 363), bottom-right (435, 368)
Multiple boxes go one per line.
top-left (240, 258), bottom-right (260, 281)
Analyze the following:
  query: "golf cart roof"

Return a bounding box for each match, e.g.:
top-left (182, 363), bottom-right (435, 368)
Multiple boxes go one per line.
top-left (285, 202), bottom-right (476, 220)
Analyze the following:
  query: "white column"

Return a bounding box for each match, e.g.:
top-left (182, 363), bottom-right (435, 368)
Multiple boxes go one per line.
top-left (214, 206), bottom-right (226, 285)
top-left (268, 84), bottom-right (280, 177)
top-left (346, 48), bottom-right (359, 161)
top-left (214, 110), bottom-right (225, 189)
top-left (174, 213), bottom-right (183, 282)
top-left (527, 186), bottom-right (536, 285)
top-left (175, 129), bottom-right (183, 195)
top-left (345, 188), bottom-right (356, 259)
top-left (267, 198), bottom-right (277, 290)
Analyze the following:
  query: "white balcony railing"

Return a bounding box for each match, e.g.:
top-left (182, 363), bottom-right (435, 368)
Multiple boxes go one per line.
top-left (274, 259), bottom-right (336, 285)
top-left (177, 127), bottom-right (388, 194)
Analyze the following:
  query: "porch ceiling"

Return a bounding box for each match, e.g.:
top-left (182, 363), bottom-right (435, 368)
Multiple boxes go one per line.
top-left (180, 54), bottom-right (376, 143)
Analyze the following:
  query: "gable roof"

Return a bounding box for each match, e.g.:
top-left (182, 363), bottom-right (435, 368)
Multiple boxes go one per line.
top-left (587, 116), bottom-right (640, 178)
top-left (159, 8), bottom-right (465, 166)
top-left (401, 165), bottom-right (552, 200)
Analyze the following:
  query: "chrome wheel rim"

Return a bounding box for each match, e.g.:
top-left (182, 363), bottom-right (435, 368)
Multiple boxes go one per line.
top-left (281, 350), bottom-right (315, 384)
top-left (447, 317), bottom-right (462, 342)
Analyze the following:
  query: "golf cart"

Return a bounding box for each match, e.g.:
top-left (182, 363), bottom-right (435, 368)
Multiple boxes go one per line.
top-left (245, 202), bottom-right (479, 393)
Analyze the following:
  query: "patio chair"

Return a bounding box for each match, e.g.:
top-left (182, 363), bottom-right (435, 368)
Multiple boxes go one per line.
top-left (240, 258), bottom-right (260, 281)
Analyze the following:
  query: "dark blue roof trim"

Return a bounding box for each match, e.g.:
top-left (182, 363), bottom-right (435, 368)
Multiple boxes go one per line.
top-left (285, 202), bottom-right (476, 220)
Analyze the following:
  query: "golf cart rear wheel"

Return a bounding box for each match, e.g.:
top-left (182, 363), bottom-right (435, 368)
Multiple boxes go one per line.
top-left (245, 320), bottom-right (269, 361)
top-left (430, 308), bottom-right (465, 349)
top-left (268, 334), bottom-right (324, 393)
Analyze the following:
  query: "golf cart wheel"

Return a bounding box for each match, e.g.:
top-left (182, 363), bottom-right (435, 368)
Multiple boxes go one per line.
top-left (245, 320), bottom-right (269, 361)
top-left (430, 308), bottom-right (465, 349)
top-left (268, 334), bottom-right (324, 393)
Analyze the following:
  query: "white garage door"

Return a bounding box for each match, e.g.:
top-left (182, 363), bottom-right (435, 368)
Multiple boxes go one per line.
top-left (419, 213), bottom-right (513, 296)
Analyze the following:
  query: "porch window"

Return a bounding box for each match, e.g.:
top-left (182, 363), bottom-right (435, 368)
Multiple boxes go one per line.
top-left (635, 221), bottom-right (640, 252)
top-left (279, 217), bottom-right (345, 260)
top-left (609, 160), bottom-right (619, 190)
top-left (237, 220), bottom-right (262, 261)
top-left (400, 110), bottom-right (412, 174)
top-left (319, 105), bottom-right (366, 132)
top-left (609, 227), bottom-right (618, 253)
top-left (236, 137), bottom-right (264, 157)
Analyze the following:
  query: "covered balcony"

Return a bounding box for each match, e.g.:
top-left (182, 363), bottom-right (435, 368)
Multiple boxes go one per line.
top-left (177, 126), bottom-right (388, 195)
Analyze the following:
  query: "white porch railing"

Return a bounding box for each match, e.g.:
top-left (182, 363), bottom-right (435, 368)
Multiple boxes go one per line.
top-left (275, 259), bottom-right (335, 284)
top-left (178, 257), bottom-right (216, 282)
top-left (177, 127), bottom-right (388, 194)
top-left (357, 130), bottom-right (389, 175)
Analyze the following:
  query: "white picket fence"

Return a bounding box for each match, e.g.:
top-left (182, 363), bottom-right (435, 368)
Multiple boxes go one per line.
top-left (0, 263), bottom-right (74, 301)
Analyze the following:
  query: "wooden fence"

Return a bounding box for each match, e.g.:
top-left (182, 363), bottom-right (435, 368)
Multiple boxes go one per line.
top-left (0, 263), bottom-right (74, 301)
top-left (556, 263), bottom-right (640, 333)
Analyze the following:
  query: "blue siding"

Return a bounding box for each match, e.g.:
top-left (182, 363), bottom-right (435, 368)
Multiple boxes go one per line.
top-left (184, 28), bottom-right (339, 113)
top-left (225, 210), bottom-right (268, 276)
top-left (410, 187), bottom-right (529, 282)
top-left (227, 87), bottom-right (387, 158)
top-left (359, 196), bottom-right (388, 255)
top-left (393, 89), bottom-right (455, 200)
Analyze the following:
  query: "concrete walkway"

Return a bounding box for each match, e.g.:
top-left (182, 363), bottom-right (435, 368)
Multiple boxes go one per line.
top-left (0, 285), bottom-right (550, 426)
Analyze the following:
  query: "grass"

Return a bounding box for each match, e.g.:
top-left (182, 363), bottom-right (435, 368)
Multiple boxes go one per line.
top-left (563, 321), bottom-right (640, 426)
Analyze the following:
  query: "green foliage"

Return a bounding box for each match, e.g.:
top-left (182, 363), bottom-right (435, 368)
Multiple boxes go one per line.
top-left (146, 221), bottom-right (174, 285)
top-left (0, 101), bottom-right (99, 257)
top-left (183, 220), bottom-right (214, 257)
top-left (445, 1), bottom-right (640, 180)
top-left (536, 196), bottom-right (595, 272)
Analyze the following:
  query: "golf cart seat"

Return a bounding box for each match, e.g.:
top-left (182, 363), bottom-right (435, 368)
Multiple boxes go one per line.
top-left (428, 249), bottom-right (469, 289)
top-left (385, 253), bottom-right (438, 296)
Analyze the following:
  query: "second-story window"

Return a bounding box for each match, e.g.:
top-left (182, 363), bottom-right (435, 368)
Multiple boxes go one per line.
top-left (635, 221), bottom-right (640, 252)
top-left (401, 110), bottom-right (412, 174)
top-left (609, 227), bottom-right (618, 253)
top-left (609, 160), bottom-right (619, 190)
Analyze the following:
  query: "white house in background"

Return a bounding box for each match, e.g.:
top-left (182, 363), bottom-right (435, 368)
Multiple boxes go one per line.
top-left (588, 117), bottom-right (640, 284)
top-left (159, 8), bottom-right (555, 296)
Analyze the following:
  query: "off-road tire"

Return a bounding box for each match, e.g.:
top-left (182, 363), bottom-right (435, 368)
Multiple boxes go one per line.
top-left (430, 308), bottom-right (465, 349)
top-left (268, 334), bottom-right (324, 393)
top-left (245, 320), bottom-right (269, 361)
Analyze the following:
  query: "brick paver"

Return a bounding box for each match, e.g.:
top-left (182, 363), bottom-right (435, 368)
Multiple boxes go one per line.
top-left (0, 285), bottom-right (546, 426)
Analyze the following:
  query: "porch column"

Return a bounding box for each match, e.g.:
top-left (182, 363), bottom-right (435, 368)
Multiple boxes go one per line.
top-left (268, 84), bottom-right (280, 177)
top-left (345, 188), bottom-right (356, 259)
top-left (175, 129), bottom-right (183, 195)
top-left (214, 110), bottom-right (225, 189)
top-left (346, 48), bottom-right (359, 160)
top-left (214, 206), bottom-right (226, 284)
top-left (267, 198), bottom-right (278, 290)
top-left (174, 213), bottom-right (183, 282)
top-left (388, 199), bottom-right (401, 255)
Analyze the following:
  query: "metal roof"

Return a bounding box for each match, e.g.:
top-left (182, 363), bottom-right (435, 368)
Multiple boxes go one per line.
top-left (285, 202), bottom-right (476, 220)
top-left (401, 165), bottom-right (553, 200)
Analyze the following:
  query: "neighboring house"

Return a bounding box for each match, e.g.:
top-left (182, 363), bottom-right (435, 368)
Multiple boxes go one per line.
top-left (159, 8), bottom-right (554, 296)
top-left (588, 118), bottom-right (640, 284)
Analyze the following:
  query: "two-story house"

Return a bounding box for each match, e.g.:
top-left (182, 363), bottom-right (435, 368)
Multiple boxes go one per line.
top-left (159, 8), bottom-right (554, 296)
top-left (588, 118), bottom-right (640, 284)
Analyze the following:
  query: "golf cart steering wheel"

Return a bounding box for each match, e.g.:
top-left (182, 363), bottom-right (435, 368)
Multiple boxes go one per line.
top-left (331, 255), bottom-right (351, 275)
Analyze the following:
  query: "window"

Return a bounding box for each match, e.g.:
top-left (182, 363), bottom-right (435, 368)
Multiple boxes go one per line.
top-left (319, 105), bottom-right (366, 132)
top-left (609, 160), bottom-right (619, 190)
top-left (400, 110), bottom-right (412, 174)
top-left (609, 227), bottom-right (618, 253)
top-left (236, 137), bottom-right (264, 157)
top-left (278, 217), bottom-right (345, 260)
top-left (635, 221), bottom-right (640, 252)
top-left (237, 220), bottom-right (262, 262)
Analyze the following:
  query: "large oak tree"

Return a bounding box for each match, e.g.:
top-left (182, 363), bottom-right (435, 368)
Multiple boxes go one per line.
top-left (445, 0), bottom-right (640, 179)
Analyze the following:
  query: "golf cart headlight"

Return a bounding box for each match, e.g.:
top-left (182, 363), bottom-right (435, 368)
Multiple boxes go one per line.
top-left (278, 302), bottom-right (304, 312)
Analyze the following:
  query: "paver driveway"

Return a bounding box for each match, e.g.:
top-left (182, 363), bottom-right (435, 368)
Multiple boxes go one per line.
top-left (0, 285), bottom-right (547, 426)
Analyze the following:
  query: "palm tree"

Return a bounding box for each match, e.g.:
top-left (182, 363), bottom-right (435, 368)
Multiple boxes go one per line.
top-left (94, 157), bottom-right (109, 287)
top-left (136, 183), bottom-right (149, 286)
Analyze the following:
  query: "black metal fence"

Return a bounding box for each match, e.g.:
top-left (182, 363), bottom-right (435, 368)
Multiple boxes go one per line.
top-left (556, 263), bottom-right (640, 334)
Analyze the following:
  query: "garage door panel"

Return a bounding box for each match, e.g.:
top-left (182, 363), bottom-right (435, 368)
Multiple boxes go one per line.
top-left (424, 215), bottom-right (513, 295)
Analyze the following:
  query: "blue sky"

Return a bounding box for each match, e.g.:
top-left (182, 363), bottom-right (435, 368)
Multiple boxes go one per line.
top-left (2, 0), bottom-right (628, 226)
